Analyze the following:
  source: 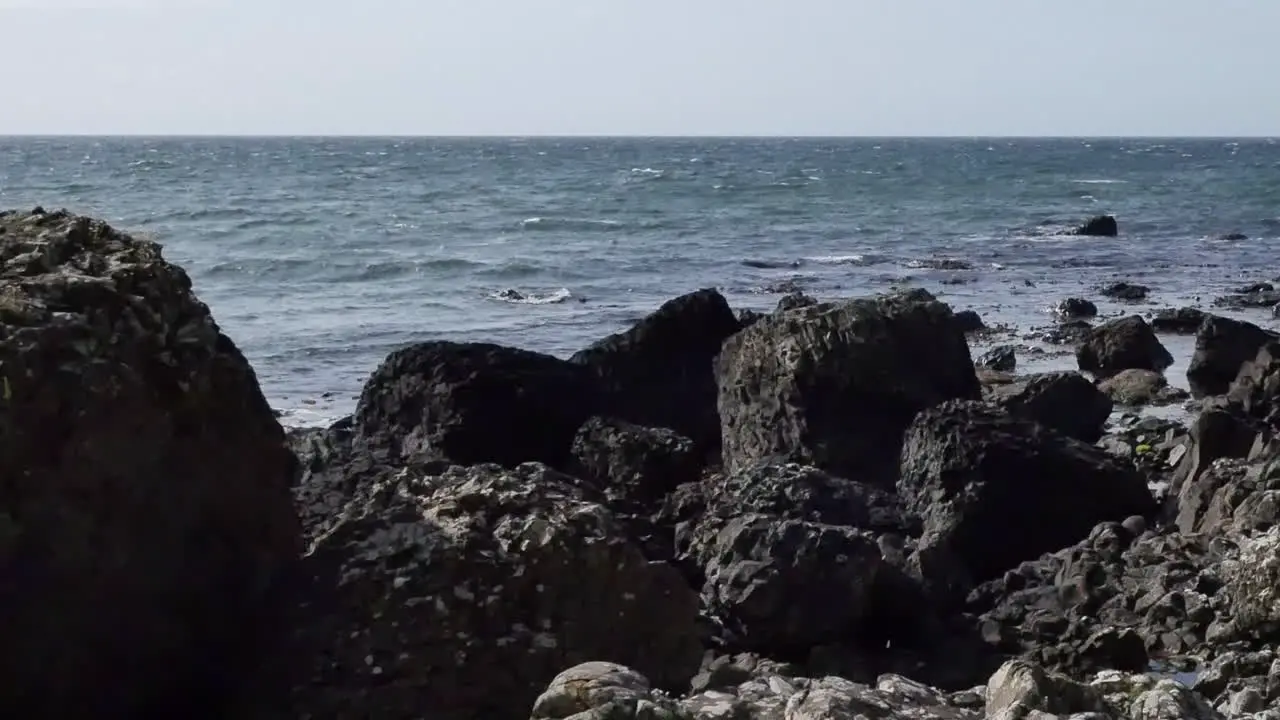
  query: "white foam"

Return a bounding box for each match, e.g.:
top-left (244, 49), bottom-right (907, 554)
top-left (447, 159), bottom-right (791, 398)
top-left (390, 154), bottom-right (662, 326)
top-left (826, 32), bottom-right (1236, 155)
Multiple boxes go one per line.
top-left (804, 254), bottom-right (866, 265)
top-left (488, 287), bottom-right (573, 305)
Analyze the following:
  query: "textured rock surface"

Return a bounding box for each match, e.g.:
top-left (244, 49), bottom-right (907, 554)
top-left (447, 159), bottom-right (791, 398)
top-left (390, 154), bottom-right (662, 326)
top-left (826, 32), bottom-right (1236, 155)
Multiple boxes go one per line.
top-left (1077, 315), bottom-right (1174, 378)
top-left (530, 662), bottom-right (692, 720)
top-left (987, 371), bottom-right (1113, 443)
top-left (0, 209), bottom-right (300, 716)
top-left (1187, 315), bottom-right (1277, 397)
top-left (570, 288), bottom-right (741, 457)
top-left (290, 461), bottom-right (702, 720)
top-left (354, 340), bottom-right (600, 468)
top-left (716, 291), bottom-right (979, 486)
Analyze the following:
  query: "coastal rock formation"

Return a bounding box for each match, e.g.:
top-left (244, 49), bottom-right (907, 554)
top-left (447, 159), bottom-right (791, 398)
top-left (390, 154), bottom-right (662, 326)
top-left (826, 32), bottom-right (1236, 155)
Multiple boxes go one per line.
top-left (1073, 214), bottom-right (1119, 237)
top-left (569, 288), bottom-right (741, 458)
top-left (1056, 297), bottom-right (1099, 319)
top-left (1187, 315), bottom-right (1277, 397)
top-left (978, 344), bottom-right (1017, 372)
top-left (1102, 282), bottom-right (1151, 301)
top-left (290, 461), bottom-right (702, 720)
top-left (1151, 306), bottom-right (1208, 334)
top-left (1077, 315), bottom-right (1174, 378)
top-left (716, 290), bottom-right (980, 486)
top-left (354, 340), bottom-right (601, 468)
top-left (986, 371), bottom-right (1113, 443)
top-left (0, 209), bottom-right (300, 716)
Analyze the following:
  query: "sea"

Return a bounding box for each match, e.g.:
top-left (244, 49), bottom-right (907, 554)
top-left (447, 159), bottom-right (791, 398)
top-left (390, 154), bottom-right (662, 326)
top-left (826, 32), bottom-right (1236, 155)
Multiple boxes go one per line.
top-left (2, 136), bottom-right (1279, 427)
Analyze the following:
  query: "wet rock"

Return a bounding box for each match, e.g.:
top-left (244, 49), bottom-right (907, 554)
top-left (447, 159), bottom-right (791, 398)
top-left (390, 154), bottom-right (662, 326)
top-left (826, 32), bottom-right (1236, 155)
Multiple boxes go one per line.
top-left (776, 290), bottom-right (818, 312)
top-left (1214, 289), bottom-right (1280, 310)
top-left (1102, 282), bottom-right (1151, 301)
top-left (898, 400), bottom-right (1155, 595)
top-left (1236, 282), bottom-right (1274, 295)
top-left (736, 308), bottom-right (765, 329)
top-left (1056, 297), bottom-right (1099, 319)
top-left (1219, 232), bottom-right (1249, 242)
top-left (355, 341), bottom-right (600, 468)
top-left (1077, 315), bottom-right (1174, 378)
top-left (529, 662), bottom-right (691, 720)
top-left (988, 371), bottom-right (1113, 443)
top-left (1073, 215), bottom-right (1119, 237)
top-left (979, 344), bottom-right (1018, 372)
top-left (1099, 368), bottom-right (1189, 407)
top-left (1171, 409), bottom-right (1259, 531)
top-left (1187, 315), bottom-right (1277, 397)
top-left (291, 462), bottom-right (702, 720)
top-left (1151, 306), bottom-right (1208, 335)
top-left (1039, 318), bottom-right (1095, 345)
top-left (954, 309), bottom-right (986, 333)
top-left (1223, 341), bottom-right (1280, 424)
top-left (571, 288), bottom-right (742, 457)
top-left (716, 290), bottom-right (980, 487)
top-left (0, 210), bottom-right (300, 716)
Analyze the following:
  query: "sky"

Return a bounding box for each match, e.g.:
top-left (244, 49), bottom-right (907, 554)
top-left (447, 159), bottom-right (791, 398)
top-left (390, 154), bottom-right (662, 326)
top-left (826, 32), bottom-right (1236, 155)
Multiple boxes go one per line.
top-left (0, 1), bottom-right (1277, 136)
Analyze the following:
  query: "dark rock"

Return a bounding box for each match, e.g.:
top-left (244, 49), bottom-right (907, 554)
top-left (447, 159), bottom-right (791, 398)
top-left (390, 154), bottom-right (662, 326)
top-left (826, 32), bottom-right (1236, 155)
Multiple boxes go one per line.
top-left (1073, 215), bottom-right (1119, 237)
top-left (1220, 232), bottom-right (1249, 241)
top-left (954, 309), bottom-right (986, 333)
top-left (1224, 341), bottom-right (1280, 424)
top-left (1098, 368), bottom-right (1188, 407)
top-left (1039, 319), bottom-right (1095, 345)
top-left (1055, 297), bottom-right (1098, 319)
top-left (1171, 408), bottom-right (1259, 532)
top-left (1214, 289), bottom-right (1280, 309)
top-left (1222, 527), bottom-right (1280, 644)
top-left (1076, 315), bottom-right (1173, 378)
top-left (0, 210), bottom-right (300, 717)
top-left (987, 371), bottom-right (1113, 443)
top-left (290, 462), bottom-right (702, 720)
top-left (898, 401), bottom-right (1155, 593)
top-left (570, 288), bottom-right (742, 457)
top-left (978, 345), bottom-right (1017, 372)
top-left (736, 308), bottom-right (765, 328)
top-left (1187, 315), bottom-right (1277, 397)
top-left (775, 290), bottom-right (817, 312)
top-left (354, 341), bottom-right (600, 469)
top-left (1151, 306), bottom-right (1208, 335)
top-left (716, 291), bottom-right (980, 487)
top-left (1101, 282), bottom-right (1150, 301)
top-left (1237, 282), bottom-right (1274, 294)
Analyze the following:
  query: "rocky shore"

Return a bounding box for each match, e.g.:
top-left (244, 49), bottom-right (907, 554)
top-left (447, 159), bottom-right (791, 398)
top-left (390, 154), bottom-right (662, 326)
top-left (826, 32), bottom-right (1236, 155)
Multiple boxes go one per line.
top-left (3, 208), bottom-right (1280, 719)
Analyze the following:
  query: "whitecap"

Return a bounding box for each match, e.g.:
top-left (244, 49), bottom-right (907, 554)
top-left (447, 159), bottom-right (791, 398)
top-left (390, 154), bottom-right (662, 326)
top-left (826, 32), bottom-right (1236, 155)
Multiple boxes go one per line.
top-left (804, 254), bottom-right (867, 265)
top-left (488, 287), bottom-right (573, 305)
top-left (1072, 179), bottom-right (1127, 184)
top-left (520, 217), bottom-right (622, 231)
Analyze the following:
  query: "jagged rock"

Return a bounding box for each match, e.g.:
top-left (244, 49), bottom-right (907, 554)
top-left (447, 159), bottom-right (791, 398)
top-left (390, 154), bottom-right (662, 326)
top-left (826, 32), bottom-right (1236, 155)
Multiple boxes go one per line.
top-left (899, 401), bottom-right (1155, 593)
top-left (1101, 282), bottom-right (1151, 301)
top-left (716, 291), bottom-right (979, 486)
top-left (0, 209), bottom-right (300, 716)
top-left (1056, 297), bottom-right (1099, 319)
top-left (736, 308), bottom-right (765, 329)
top-left (354, 341), bottom-right (600, 468)
top-left (1221, 526), bottom-right (1280, 644)
top-left (1129, 679), bottom-right (1224, 720)
top-left (570, 288), bottom-right (742, 457)
top-left (1099, 369), bottom-right (1188, 407)
top-left (1151, 306), bottom-right (1207, 335)
top-left (776, 290), bottom-right (818, 312)
top-left (955, 309), bottom-right (986, 333)
top-left (1188, 315), bottom-right (1277, 397)
top-left (1214, 290), bottom-right (1280, 310)
top-left (987, 371), bottom-right (1113, 443)
top-left (979, 345), bottom-right (1018, 372)
top-left (1073, 215), bottom-right (1119, 237)
top-left (1040, 319), bottom-right (1095, 345)
top-left (1077, 315), bottom-right (1173, 378)
top-left (1171, 408), bottom-right (1259, 526)
top-left (290, 462), bottom-right (702, 720)
top-left (568, 417), bottom-right (701, 561)
top-left (529, 662), bottom-right (692, 720)
top-left (984, 660), bottom-right (1106, 717)
top-left (1224, 342), bottom-right (1280, 424)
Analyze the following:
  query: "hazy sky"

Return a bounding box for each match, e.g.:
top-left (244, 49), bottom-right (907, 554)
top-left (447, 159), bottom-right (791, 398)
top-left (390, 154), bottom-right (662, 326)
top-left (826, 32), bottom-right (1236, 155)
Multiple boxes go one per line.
top-left (1, 1), bottom-right (1276, 136)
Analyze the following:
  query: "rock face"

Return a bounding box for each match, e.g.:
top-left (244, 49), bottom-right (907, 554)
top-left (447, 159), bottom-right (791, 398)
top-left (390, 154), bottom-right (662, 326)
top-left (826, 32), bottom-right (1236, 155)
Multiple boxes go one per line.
top-left (570, 288), bottom-right (742, 457)
top-left (1056, 297), bottom-right (1099, 319)
top-left (987, 371), bottom-right (1113, 443)
top-left (291, 461), bottom-right (702, 720)
top-left (898, 401), bottom-right (1156, 592)
top-left (0, 209), bottom-right (300, 716)
top-left (1187, 315), bottom-right (1277, 397)
top-left (979, 344), bottom-right (1017, 372)
top-left (354, 340), bottom-right (600, 468)
top-left (1151, 306), bottom-right (1207, 335)
top-left (716, 291), bottom-right (980, 486)
top-left (1077, 315), bottom-right (1174, 378)
top-left (1073, 214), bottom-right (1119, 237)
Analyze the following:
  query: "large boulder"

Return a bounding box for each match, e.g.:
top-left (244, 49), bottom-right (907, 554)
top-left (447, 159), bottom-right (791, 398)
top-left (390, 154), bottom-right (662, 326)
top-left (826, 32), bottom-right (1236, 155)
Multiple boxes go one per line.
top-left (716, 291), bottom-right (980, 486)
top-left (290, 461), bottom-right (703, 720)
top-left (1187, 314), bottom-right (1277, 397)
top-left (354, 341), bottom-right (600, 468)
top-left (987, 371), bottom-right (1113, 443)
top-left (1073, 215), bottom-right (1119, 237)
top-left (0, 209), bottom-right (300, 716)
top-left (1077, 315), bottom-right (1173, 378)
top-left (898, 400), bottom-right (1155, 590)
top-left (570, 288), bottom-right (741, 457)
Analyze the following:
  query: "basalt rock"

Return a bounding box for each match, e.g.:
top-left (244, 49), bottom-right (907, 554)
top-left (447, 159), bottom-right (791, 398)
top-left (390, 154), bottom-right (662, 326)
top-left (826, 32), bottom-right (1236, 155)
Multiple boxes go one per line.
top-left (1151, 306), bottom-right (1208, 335)
top-left (1073, 215), bottom-right (1119, 237)
top-left (987, 371), bottom-right (1113, 443)
top-left (1187, 315), bottom-right (1277, 398)
top-left (1077, 315), bottom-right (1173, 378)
top-left (716, 290), bottom-right (980, 487)
top-left (0, 209), bottom-right (300, 717)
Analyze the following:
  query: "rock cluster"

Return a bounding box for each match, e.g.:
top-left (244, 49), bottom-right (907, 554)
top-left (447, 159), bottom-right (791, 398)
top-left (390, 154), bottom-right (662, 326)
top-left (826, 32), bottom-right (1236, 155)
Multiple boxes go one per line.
top-left (9, 208), bottom-right (1280, 720)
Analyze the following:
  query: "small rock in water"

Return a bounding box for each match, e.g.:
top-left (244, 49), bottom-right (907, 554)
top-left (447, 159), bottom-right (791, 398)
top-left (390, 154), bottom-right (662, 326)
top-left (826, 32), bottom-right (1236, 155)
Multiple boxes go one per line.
top-left (979, 344), bottom-right (1017, 372)
top-left (1101, 281), bottom-right (1150, 301)
top-left (1073, 214), bottom-right (1119, 237)
top-left (1056, 297), bottom-right (1098, 319)
top-left (1150, 306), bottom-right (1207, 334)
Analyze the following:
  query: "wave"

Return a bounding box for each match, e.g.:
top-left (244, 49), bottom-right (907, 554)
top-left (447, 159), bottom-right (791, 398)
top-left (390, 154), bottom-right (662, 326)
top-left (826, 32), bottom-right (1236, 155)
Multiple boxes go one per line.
top-left (904, 258), bottom-right (974, 271)
top-left (204, 256), bottom-right (486, 281)
top-left (742, 258), bottom-right (803, 269)
top-left (488, 287), bottom-right (573, 305)
top-left (1072, 179), bottom-right (1128, 184)
top-left (520, 216), bottom-right (623, 232)
top-left (804, 254), bottom-right (872, 266)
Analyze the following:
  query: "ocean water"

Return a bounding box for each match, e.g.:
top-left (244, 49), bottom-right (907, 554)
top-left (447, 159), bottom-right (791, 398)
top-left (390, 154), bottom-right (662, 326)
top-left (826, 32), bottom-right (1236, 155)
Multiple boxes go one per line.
top-left (2, 136), bottom-right (1279, 426)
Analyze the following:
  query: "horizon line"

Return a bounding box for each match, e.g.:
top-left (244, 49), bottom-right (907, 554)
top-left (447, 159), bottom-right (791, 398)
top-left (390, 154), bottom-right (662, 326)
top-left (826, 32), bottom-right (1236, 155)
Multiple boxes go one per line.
top-left (0, 133), bottom-right (1277, 140)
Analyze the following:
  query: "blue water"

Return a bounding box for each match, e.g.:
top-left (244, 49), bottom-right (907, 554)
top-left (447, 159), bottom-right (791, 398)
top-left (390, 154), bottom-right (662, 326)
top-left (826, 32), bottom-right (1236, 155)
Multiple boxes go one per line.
top-left (2, 137), bottom-right (1279, 425)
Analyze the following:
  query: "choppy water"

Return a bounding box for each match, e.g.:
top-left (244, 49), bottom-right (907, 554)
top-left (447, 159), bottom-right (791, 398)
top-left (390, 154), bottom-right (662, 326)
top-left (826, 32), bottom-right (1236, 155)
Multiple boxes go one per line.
top-left (3, 136), bottom-right (1279, 425)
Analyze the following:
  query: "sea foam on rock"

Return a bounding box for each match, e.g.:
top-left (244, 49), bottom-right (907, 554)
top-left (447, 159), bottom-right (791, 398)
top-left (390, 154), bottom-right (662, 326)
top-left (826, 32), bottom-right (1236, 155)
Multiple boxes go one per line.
top-left (0, 209), bottom-right (300, 716)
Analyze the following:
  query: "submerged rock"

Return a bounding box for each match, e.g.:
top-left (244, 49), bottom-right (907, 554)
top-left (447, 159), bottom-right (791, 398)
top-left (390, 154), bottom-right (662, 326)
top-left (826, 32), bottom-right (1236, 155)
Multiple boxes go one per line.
top-left (1073, 214), bottom-right (1119, 237)
top-left (0, 209), bottom-right (300, 716)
